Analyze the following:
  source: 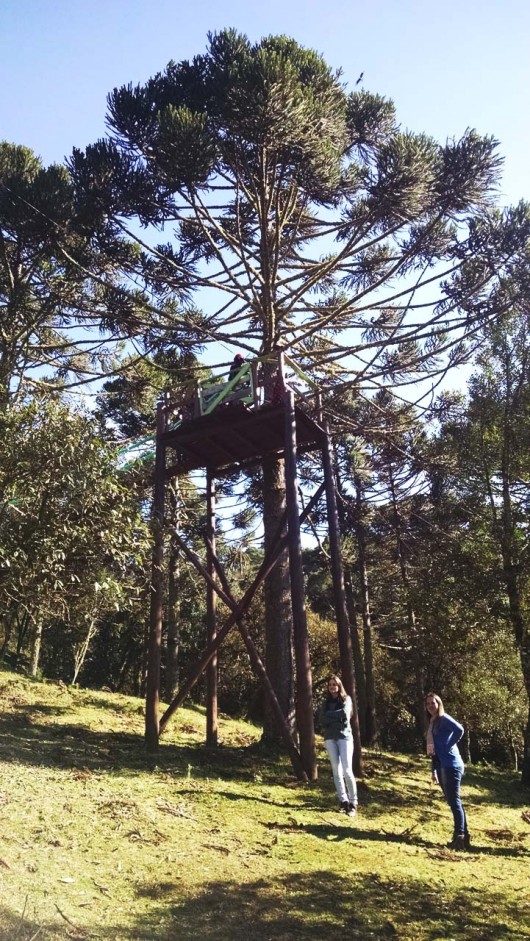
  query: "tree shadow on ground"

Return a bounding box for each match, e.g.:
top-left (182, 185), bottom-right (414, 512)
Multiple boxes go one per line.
top-left (0, 905), bottom-right (70, 941)
top-left (0, 709), bottom-right (286, 784)
top-left (295, 821), bottom-right (530, 859)
top-left (99, 870), bottom-right (528, 941)
top-left (364, 762), bottom-right (519, 798)
top-left (1, 867), bottom-right (527, 941)
top-left (177, 786), bottom-right (305, 808)
top-left (73, 691), bottom-right (208, 720)
top-left (363, 753), bottom-right (530, 811)
top-left (463, 766), bottom-right (530, 809)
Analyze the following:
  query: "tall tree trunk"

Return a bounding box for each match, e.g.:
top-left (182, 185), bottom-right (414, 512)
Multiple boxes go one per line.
top-left (500, 512), bottom-right (530, 785)
top-left (522, 693), bottom-right (530, 787)
top-left (165, 482), bottom-right (181, 701)
top-left (165, 547), bottom-right (180, 699)
top-left (145, 400), bottom-right (166, 751)
top-left (262, 454), bottom-right (295, 740)
top-left (0, 612), bottom-right (14, 659)
top-left (30, 619), bottom-right (43, 677)
top-left (498, 413), bottom-right (530, 785)
top-left (335, 468), bottom-right (367, 741)
top-left (16, 611), bottom-right (30, 661)
top-left (387, 467), bottom-right (425, 733)
top-left (206, 470), bottom-right (218, 747)
top-left (344, 565), bottom-right (367, 743)
top-left (138, 581), bottom-right (152, 698)
top-left (510, 602), bottom-right (530, 784)
top-left (284, 391), bottom-right (316, 778)
top-left (72, 618), bottom-right (98, 685)
top-left (321, 417), bottom-right (362, 772)
top-left (353, 475), bottom-right (378, 745)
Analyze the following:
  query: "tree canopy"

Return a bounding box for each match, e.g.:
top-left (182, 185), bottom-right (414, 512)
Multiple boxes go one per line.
top-left (68, 29), bottom-right (530, 402)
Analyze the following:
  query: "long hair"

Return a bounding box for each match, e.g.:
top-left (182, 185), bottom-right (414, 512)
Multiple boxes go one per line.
top-left (326, 674), bottom-right (347, 705)
top-left (425, 692), bottom-right (445, 718)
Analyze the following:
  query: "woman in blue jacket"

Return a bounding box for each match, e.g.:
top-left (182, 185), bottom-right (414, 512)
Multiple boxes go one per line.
top-left (426, 692), bottom-right (470, 850)
top-left (319, 675), bottom-right (358, 817)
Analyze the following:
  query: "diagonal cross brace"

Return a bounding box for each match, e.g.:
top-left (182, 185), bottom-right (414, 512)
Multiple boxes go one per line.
top-left (206, 537), bottom-right (312, 779)
top-left (158, 482), bottom-right (325, 744)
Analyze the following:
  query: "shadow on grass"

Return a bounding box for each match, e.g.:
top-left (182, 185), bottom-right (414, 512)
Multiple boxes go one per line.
top-left (76, 691), bottom-right (208, 720)
top-left (0, 705), bottom-right (527, 839)
top-left (100, 870), bottom-right (528, 941)
top-left (0, 905), bottom-right (70, 941)
top-left (0, 708), bottom-right (286, 785)
top-left (363, 752), bottom-right (530, 810)
top-left (297, 821), bottom-right (530, 859)
top-left (1, 869), bottom-right (528, 941)
top-left (463, 766), bottom-right (530, 809)
top-left (0, 908), bottom-right (35, 941)
top-left (174, 786), bottom-right (307, 809)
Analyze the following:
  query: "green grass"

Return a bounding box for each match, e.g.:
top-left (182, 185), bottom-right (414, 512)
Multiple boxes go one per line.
top-left (0, 665), bottom-right (529, 941)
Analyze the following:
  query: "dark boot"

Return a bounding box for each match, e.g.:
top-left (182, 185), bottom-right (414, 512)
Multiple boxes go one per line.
top-left (464, 831), bottom-right (471, 850)
top-left (447, 834), bottom-right (465, 850)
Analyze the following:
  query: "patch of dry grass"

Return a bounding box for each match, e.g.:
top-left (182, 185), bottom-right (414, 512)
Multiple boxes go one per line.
top-left (0, 666), bottom-right (529, 941)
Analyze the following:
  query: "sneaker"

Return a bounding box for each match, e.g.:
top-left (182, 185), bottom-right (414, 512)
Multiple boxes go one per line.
top-left (339, 801), bottom-right (349, 814)
top-left (346, 803), bottom-right (357, 817)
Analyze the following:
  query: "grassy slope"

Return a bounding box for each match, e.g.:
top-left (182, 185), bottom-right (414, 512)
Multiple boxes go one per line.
top-left (0, 666), bottom-right (529, 941)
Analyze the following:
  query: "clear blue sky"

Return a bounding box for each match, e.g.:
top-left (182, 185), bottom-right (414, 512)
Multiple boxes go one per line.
top-left (1, 0), bottom-right (529, 207)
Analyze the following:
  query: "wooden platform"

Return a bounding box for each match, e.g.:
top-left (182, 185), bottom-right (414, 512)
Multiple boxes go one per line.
top-left (162, 403), bottom-right (325, 476)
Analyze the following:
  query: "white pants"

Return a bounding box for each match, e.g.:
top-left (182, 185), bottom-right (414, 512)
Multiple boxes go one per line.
top-left (324, 737), bottom-right (358, 805)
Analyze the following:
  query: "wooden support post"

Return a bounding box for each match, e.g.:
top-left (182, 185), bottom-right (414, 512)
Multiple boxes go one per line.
top-left (193, 380), bottom-right (201, 418)
top-left (145, 399), bottom-right (167, 752)
top-left (284, 387), bottom-right (317, 781)
top-left (319, 400), bottom-right (363, 775)
top-left (206, 470), bottom-right (218, 747)
top-left (251, 360), bottom-right (260, 408)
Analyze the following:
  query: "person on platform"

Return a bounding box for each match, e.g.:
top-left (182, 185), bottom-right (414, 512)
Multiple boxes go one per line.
top-left (228, 353), bottom-right (245, 382)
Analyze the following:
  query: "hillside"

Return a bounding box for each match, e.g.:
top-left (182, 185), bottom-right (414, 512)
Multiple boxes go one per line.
top-left (0, 666), bottom-right (529, 941)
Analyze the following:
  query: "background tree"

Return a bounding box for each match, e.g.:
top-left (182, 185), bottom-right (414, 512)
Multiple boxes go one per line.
top-left (0, 142), bottom-right (157, 405)
top-left (435, 308), bottom-right (530, 782)
top-left (0, 393), bottom-right (148, 677)
top-left (95, 352), bottom-right (212, 703)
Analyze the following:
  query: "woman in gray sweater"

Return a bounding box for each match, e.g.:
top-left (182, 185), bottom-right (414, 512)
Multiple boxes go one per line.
top-left (319, 675), bottom-right (358, 816)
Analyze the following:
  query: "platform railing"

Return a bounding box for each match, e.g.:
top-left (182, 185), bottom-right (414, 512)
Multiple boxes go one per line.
top-left (198, 360), bottom-right (254, 415)
top-left (166, 351), bottom-right (320, 429)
